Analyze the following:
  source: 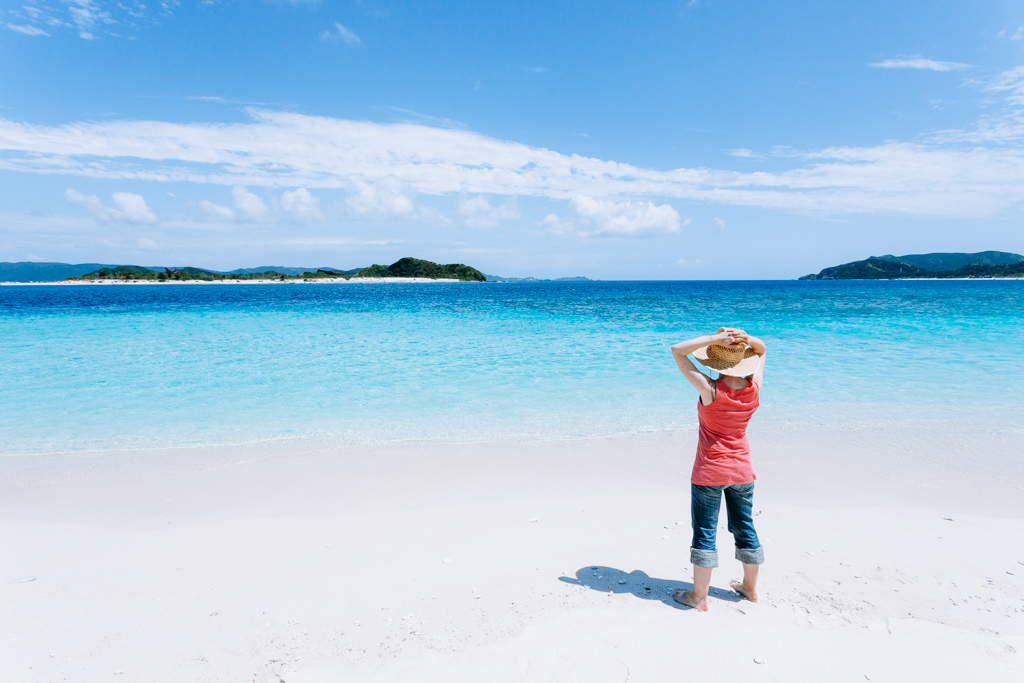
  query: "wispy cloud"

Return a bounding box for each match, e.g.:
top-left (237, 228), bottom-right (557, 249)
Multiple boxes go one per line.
top-left (198, 200), bottom-right (234, 220)
top-left (932, 66), bottom-right (1024, 143)
top-left (186, 95), bottom-right (280, 107)
top-left (345, 176), bottom-right (415, 219)
top-left (232, 186), bottom-right (268, 221)
top-left (542, 197), bottom-right (685, 238)
top-left (64, 189), bottom-right (156, 223)
top-left (869, 56), bottom-right (972, 72)
top-left (7, 1), bottom-right (315, 41)
top-left (998, 27), bottom-right (1024, 41)
top-left (384, 107), bottom-right (467, 129)
top-left (725, 148), bottom-right (763, 159)
top-left (281, 187), bottom-right (322, 221)
top-left (4, 78), bottom-right (1024, 222)
top-left (320, 22), bottom-right (362, 46)
top-left (457, 195), bottom-right (520, 228)
top-left (7, 23), bottom-right (50, 36)
top-left (66, 0), bottom-right (112, 40)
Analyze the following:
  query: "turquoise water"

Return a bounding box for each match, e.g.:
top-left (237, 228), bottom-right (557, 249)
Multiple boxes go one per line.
top-left (1, 280), bottom-right (1022, 453)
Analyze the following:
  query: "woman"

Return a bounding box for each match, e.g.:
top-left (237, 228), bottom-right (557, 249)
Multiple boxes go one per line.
top-left (670, 327), bottom-right (766, 611)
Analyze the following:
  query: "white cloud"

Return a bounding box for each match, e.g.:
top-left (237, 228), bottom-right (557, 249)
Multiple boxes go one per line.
top-left (346, 177), bottom-right (416, 219)
top-left (537, 213), bottom-right (565, 234)
top-left (281, 187), bottom-right (322, 220)
top-left (5, 82), bottom-right (1024, 222)
top-left (712, 216), bottom-right (725, 228)
top-left (998, 27), bottom-right (1024, 41)
top-left (64, 189), bottom-right (156, 223)
top-left (64, 0), bottom-right (112, 40)
top-left (232, 185), bottom-right (268, 220)
top-left (456, 195), bottom-right (520, 228)
top-left (63, 189), bottom-right (108, 218)
top-left (547, 196), bottom-right (684, 238)
top-left (726, 148), bottom-right (762, 159)
top-left (982, 65), bottom-right (1024, 106)
top-left (7, 24), bottom-right (50, 36)
top-left (110, 191), bottom-right (157, 222)
top-left (932, 66), bottom-right (1024, 143)
top-left (199, 200), bottom-right (234, 220)
top-left (869, 56), bottom-right (972, 72)
top-left (320, 22), bottom-right (362, 46)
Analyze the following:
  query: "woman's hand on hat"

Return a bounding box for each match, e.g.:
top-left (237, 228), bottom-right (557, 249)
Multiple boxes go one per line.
top-left (719, 328), bottom-right (749, 347)
top-left (712, 330), bottom-right (735, 345)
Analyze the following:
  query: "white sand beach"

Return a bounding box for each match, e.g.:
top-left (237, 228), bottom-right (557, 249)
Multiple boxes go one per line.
top-left (1, 278), bottom-right (465, 286)
top-left (1, 427), bottom-right (1022, 682)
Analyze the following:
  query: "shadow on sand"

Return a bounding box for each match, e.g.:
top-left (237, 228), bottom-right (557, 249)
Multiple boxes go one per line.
top-left (559, 566), bottom-right (742, 610)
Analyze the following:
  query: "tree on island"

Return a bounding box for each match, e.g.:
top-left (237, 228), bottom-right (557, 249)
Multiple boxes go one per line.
top-left (355, 257), bottom-right (486, 281)
top-left (65, 257), bottom-right (488, 282)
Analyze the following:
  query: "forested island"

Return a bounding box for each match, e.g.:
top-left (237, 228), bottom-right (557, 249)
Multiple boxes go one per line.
top-left (59, 257), bottom-right (487, 283)
top-left (800, 251), bottom-right (1024, 280)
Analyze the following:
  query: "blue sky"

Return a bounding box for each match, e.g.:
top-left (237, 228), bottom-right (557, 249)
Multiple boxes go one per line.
top-left (2, 0), bottom-right (1023, 278)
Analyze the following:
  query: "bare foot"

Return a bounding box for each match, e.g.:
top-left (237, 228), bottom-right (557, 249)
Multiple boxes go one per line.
top-left (672, 589), bottom-right (709, 611)
top-left (730, 579), bottom-right (758, 602)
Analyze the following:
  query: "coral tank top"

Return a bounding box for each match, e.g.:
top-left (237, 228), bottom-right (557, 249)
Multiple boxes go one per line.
top-left (692, 377), bottom-right (759, 486)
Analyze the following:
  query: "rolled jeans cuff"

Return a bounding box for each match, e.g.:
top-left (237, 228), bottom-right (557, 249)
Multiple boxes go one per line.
top-left (735, 545), bottom-right (764, 565)
top-left (690, 547), bottom-right (719, 568)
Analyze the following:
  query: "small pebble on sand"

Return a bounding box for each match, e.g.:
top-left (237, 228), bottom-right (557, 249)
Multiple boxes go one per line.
top-left (753, 656), bottom-right (766, 664)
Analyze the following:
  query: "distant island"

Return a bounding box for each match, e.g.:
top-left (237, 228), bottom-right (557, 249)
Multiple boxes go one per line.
top-left (0, 258), bottom-right (491, 283)
top-left (354, 257), bottom-right (486, 281)
top-left (67, 257), bottom-right (487, 282)
top-left (800, 251), bottom-right (1024, 280)
top-left (1, 259), bottom-right (596, 283)
top-left (484, 275), bottom-right (594, 283)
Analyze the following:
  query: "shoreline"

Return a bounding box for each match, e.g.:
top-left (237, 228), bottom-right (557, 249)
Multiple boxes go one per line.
top-left (4, 277), bottom-right (1024, 285)
top-left (1, 277), bottom-right (467, 285)
top-left (2, 431), bottom-right (1022, 681)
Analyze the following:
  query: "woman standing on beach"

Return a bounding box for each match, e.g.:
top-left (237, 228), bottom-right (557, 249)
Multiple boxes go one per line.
top-left (670, 328), bottom-right (766, 611)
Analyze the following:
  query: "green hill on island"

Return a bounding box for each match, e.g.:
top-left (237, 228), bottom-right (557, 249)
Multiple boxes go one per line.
top-left (800, 251), bottom-right (1024, 280)
top-left (54, 257), bottom-right (486, 282)
top-left (356, 257), bottom-right (486, 281)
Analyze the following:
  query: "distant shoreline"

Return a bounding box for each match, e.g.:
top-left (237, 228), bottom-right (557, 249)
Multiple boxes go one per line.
top-left (3, 277), bottom-right (1023, 286)
top-left (0, 277), bottom-right (469, 286)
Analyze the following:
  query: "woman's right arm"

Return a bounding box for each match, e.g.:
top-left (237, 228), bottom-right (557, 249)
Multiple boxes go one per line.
top-left (671, 332), bottom-right (730, 405)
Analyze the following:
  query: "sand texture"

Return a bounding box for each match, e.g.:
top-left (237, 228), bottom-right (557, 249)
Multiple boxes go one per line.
top-left (1, 431), bottom-right (1022, 681)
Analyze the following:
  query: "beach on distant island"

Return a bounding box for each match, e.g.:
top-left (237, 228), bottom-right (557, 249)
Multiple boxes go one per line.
top-left (1, 277), bottom-right (466, 285)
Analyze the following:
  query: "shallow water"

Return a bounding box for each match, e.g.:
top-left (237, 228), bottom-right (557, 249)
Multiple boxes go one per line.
top-left (1, 280), bottom-right (1022, 453)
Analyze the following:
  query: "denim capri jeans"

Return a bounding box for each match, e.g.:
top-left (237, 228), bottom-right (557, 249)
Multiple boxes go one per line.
top-left (690, 482), bottom-right (764, 568)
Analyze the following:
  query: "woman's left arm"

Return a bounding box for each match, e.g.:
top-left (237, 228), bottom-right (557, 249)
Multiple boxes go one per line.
top-left (742, 333), bottom-right (767, 387)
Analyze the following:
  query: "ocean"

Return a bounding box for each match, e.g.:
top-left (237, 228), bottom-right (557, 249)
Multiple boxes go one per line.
top-left (1, 280), bottom-right (1022, 454)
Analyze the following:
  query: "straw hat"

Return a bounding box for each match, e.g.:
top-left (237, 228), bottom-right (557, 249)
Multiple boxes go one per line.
top-left (693, 343), bottom-right (761, 377)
